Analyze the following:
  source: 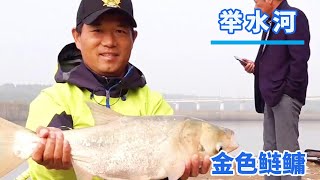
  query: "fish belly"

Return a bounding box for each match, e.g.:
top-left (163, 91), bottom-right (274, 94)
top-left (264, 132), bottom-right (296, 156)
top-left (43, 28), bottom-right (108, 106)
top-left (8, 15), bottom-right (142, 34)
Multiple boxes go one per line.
top-left (66, 118), bottom-right (185, 179)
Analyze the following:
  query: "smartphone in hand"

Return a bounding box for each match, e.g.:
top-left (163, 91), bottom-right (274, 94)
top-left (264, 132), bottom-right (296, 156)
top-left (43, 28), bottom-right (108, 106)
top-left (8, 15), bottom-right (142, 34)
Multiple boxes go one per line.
top-left (234, 56), bottom-right (247, 66)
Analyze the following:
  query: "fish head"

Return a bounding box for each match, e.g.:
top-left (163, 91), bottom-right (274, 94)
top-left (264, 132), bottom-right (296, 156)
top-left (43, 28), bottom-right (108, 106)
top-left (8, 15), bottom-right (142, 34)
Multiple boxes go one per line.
top-left (218, 127), bottom-right (239, 153)
top-left (199, 123), bottom-right (239, 156)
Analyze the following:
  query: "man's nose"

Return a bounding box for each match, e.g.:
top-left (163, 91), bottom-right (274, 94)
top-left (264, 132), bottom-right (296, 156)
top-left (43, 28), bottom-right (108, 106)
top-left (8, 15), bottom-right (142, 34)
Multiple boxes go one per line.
top-left (101, 32), bottom-right (117, 47)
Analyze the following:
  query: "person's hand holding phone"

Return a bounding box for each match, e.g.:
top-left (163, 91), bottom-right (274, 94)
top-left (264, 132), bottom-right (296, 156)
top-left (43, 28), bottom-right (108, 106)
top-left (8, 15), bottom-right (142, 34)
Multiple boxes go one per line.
top-left (234, 56), bottom-right (247, 66)
top-left (234, 56), bottom-right (255, 74)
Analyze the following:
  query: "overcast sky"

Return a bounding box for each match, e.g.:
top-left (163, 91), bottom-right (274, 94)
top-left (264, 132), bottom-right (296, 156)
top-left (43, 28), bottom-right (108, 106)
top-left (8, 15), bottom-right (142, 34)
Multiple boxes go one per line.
top-left (0, 0), bottom-right (318, 98)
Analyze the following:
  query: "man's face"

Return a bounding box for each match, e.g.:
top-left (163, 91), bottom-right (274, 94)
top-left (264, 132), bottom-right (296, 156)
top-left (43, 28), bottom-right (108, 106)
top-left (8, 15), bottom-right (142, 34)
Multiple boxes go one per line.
top-left (254, 0), bottom-right (273, 16)
top-left (73, 12), bottom-right (137, 77)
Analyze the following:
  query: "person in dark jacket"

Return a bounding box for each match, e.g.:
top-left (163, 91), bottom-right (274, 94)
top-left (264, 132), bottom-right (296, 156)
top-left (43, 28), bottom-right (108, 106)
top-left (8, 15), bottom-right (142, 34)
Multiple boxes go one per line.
top-left (242, 0), bottom-right (310, 179)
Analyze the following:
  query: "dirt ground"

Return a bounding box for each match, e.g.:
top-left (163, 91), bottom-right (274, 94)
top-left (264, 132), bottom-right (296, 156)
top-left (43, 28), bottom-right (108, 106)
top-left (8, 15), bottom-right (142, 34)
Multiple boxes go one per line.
top-left (189, 162), bottom-right (319, 180)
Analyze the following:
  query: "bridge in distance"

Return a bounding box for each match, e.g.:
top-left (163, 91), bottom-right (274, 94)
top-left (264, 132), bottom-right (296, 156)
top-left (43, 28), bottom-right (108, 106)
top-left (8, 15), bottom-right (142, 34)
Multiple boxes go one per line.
top-left (165, 96), bottom-right (320, 112)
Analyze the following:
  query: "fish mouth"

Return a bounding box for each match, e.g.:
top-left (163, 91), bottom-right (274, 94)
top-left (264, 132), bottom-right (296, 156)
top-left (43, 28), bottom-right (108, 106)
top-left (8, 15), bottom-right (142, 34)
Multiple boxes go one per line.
top-left (228, 143), bottom-right (239, 152)
top-left (226, 133), bottom-right (239, 153)
top-left (222, 144), bottom-right (239, 153)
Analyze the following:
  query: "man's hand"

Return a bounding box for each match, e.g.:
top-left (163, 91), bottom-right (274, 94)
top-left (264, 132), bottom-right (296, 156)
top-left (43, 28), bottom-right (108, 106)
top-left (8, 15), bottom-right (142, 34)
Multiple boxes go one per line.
top-left (180, 154), bottom-right (211, 180)
top-left (32, 127), bottom-right (72, 170)
top-left (243, 59), bottom-right (255, 74)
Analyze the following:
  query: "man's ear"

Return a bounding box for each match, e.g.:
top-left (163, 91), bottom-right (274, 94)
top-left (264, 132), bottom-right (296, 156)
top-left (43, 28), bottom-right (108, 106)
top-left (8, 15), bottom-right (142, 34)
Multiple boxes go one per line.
top-left (72, 28), bottom-right (82, 50)
top-left (132, 30), bottom-right (138, 43)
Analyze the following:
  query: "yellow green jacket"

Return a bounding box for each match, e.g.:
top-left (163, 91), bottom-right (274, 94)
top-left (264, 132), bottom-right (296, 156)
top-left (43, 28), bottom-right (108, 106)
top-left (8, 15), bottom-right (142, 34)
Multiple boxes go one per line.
top-left (25, 43), bottom-right (174, 180)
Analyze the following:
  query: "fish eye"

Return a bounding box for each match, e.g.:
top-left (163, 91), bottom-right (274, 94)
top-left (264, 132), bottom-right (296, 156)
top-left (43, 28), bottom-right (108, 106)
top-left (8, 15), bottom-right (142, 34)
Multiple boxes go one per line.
top-left (216, 143), bottom-right (223, 153)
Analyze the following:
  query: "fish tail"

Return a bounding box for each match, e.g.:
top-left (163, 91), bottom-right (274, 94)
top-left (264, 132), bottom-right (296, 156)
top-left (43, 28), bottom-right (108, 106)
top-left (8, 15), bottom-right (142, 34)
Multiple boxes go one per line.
top-left (0, 117), bottom-right (30, 177)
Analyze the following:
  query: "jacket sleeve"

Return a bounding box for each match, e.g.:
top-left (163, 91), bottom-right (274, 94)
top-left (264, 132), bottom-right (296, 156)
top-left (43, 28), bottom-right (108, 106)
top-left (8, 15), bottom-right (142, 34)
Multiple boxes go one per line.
top-left (26, 91), bottom-right (73, 131)
top-left (285, 9), bottom-right (310, 94)
top-left (145, 90), bottom-right (174, 116)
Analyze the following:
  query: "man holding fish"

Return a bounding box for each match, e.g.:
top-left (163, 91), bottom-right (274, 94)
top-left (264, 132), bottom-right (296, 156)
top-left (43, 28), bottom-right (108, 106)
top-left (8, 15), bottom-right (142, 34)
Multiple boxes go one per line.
top-left (0, 0), bottom-right (239, 178)
top-left (23, 0), bottom-right (215, 179)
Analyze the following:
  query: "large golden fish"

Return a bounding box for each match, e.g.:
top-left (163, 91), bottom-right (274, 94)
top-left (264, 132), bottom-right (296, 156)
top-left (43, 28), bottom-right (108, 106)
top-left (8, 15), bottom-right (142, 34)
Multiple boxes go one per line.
top-left (0, 103), bottom-right (238, 180)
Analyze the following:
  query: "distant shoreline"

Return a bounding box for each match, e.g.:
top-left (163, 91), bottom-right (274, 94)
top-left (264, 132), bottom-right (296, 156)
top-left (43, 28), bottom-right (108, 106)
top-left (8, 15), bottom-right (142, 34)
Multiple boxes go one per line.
top-left (7, 110), bottom-right (319, 128)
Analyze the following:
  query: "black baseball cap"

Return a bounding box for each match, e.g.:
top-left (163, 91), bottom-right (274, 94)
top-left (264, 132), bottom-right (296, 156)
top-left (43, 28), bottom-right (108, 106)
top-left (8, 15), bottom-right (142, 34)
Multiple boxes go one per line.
top-left (76, 0), bottom-right (137, 28)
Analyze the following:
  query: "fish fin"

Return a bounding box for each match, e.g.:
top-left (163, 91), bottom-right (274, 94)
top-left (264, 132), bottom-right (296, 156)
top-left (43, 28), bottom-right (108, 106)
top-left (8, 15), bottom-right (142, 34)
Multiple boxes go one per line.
top-left (72, 162), bottom-right (93, 180)
top-left (0, 117), bottom-right (29, 177)
top-left (166, 160), bottom-right (185, 180)
top-left (86, 102), bottom-right (123, 125)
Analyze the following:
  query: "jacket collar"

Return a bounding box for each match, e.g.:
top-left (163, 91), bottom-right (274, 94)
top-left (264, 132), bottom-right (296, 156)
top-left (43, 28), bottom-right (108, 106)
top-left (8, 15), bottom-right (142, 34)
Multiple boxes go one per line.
top-left (276, 0), bottom-right (289, 10)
